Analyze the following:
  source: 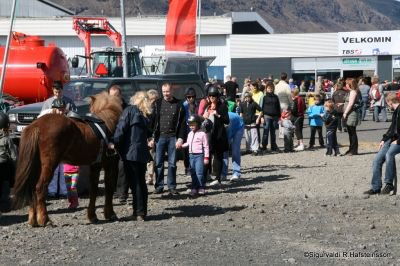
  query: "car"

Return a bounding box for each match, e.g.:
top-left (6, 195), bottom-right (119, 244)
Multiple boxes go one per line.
top-left (7, 74), bottom-right (206, 139)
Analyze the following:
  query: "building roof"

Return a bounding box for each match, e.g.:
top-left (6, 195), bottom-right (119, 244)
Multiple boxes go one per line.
top-left (0, 0), bottom-right (74, 17)
top-left (37, 0), bottom-right (75, 15)
top-left (230, 12), bottom-right (274, 34)
top-left (0, 16), bottom-right (233, 37)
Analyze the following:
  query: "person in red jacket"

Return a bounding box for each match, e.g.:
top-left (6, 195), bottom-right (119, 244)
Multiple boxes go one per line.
top-left (291, 89), bottom-right (306, 151)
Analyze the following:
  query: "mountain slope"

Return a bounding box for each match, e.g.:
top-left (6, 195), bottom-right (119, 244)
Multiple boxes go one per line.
top-left (51, 0), bottom-right (400, 33)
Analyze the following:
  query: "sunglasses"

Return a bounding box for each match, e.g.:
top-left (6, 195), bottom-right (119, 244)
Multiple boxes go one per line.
top-left (187, 96), bottom-right (195, 99)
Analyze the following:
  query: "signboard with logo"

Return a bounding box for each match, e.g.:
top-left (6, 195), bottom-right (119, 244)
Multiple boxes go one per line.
top-left (393, 56), bottom-right (400, 68)
top-left (338, 31), bottom-right (400, 56)
top-left (341, 57), bottom-right (375, 68)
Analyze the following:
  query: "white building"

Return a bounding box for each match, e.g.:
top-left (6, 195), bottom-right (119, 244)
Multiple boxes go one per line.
top-left (0, 0), bottom-right (273, 81)
top-left (1, 0), bottom-right (399, 85)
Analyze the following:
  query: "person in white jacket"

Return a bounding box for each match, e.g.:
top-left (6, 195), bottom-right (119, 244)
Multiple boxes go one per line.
top-left (274, 72), bottom-right (293, 111)
top-left (369, 75), bottom-right (388, 122)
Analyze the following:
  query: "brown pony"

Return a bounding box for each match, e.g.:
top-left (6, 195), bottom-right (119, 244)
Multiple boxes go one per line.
top-left (13, 92), bottom-right (123, 227)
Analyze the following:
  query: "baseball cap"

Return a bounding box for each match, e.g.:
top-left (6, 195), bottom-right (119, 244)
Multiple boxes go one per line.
top-left (52, 81), bottom-right (63, 90)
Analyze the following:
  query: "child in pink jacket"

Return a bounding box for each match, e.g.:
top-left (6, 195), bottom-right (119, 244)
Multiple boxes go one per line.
top-left (63, 164), bottom-right (79, 209)
top-left (182, 114), bottom-right (209, 196)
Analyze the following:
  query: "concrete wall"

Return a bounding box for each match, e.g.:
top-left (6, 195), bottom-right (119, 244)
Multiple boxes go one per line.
top-left (231, 57), bottom-right (292, 86)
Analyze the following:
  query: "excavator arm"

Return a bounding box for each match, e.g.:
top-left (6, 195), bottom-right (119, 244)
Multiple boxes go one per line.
top-left (72, 17), bottom-right (122, 75)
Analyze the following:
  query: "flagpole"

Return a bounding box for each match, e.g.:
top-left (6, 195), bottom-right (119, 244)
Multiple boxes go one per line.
top-left (120, 0), bottom-right (128, 78)
top-left (196, 0), bottom-right (201, 57)
top-left (0, 0), bottom-right (17, 100)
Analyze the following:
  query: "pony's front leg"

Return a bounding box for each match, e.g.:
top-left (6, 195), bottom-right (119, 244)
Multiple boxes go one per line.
top-left (87, 165), bottom-right (101, 223)
top-left (103, 157), bottom-right (118, 221)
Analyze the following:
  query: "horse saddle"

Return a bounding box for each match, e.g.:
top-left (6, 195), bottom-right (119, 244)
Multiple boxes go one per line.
top-left (67, 111), bottom-right (112, 163)
top-left (67, 111), bottom-right (109, 143)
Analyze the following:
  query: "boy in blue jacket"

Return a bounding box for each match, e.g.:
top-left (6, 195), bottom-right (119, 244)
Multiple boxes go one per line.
top-left (307, 94), bottom-right (325, 149)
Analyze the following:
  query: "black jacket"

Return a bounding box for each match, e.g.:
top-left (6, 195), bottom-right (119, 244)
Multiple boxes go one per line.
top-left (261, 93), bottom-right (281, 117)
top-left (322, 110), bottom-right (339, 131)
top-left (240, 101), bottom-right (261, 125)
top-left (382, 105), bottom-right (400, 144)
top-left (152, 97), bottom-right (186, 141)
top-left (112, 105), bottom-right (152, 163)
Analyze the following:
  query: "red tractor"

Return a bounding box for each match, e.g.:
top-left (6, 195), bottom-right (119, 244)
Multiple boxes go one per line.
top-left (72, 17), bottom-right (142, 77)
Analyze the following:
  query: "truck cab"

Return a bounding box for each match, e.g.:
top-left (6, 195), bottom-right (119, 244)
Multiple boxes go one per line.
top-left (7, 74), bottom-right (206, 140)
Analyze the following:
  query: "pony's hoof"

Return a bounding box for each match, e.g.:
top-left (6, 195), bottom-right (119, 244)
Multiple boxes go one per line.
top-left (87, 217), bottom-right (99, 224)
top-left (28, 221), bottom-right (39, 228)
top-left (37, 217), bottom-right (51, 227)
top-left (107, 213), bottom-right (118, 221)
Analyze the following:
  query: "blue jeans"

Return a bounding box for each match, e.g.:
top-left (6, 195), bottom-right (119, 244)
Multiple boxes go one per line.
top-left (371, 140), bottom-right (400, 190)
top-left (374, 106), bottom-right (387, 122)
top-left (48, 164), bottom-right (67, 195)
top-left (223, 127), bottom-right (244, 177)
top-left (189, 154), bottom-right (205, 189)
top-left (155, 136), bottom-right (177, 190)
top-left (262, 117), bottom-right (278, 150)
top-left (361, 98), bottom-right (369, 121)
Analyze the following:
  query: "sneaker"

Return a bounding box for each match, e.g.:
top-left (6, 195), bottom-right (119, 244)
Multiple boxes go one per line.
top-left (168, 188), bottom-right (179, 195)
top-left (133, 215), bottom-right (147, 222)
top-left (363, 189), bottom-right (381, 195)
top-left (381, 184), bottom-right (394, 195)
top-left (189, 189), bottom-right (198, 197)
top-left (294, 144), bottom-right (304, 151)
top-left (198, 188), bottom-right (206, 195)
top-left (307, 145), bottom-right (314, 150)
top-left (185, 168), bottom-right (191, 176)
top-left (221, 176), bottom-right (228, 181)
top-left (209, 180), bottom-right (221, 186)
top-left (154, 187), bottom-right (164, 194)
top-left (230, 175), bottom-right (240, 181)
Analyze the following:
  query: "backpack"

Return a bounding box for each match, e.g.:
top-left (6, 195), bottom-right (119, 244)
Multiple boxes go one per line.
top-left (372, 85), bottom-right (381, 101)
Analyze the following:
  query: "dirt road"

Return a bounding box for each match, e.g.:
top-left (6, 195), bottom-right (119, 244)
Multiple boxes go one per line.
top-left (1, 119), bottom-right (399, 265)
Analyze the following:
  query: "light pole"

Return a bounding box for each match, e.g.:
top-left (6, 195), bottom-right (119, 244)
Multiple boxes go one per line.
top-left (0, 0), bottom-right (17, 101)
top-left (120, 0), bottom-right (128, 78)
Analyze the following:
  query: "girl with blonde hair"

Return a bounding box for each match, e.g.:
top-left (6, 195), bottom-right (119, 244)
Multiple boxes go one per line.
top-left (130, 91), bottom-right (152, 117)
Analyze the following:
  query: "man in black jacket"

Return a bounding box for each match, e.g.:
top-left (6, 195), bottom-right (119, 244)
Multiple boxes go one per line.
top-left (364, 92), bottom-right (400, 195)
top-left (152, 83), bottom-right (186, 195)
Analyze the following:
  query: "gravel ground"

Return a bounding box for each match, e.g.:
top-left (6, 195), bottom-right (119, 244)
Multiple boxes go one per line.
top-left (1, 117), bottom-right (400, 265)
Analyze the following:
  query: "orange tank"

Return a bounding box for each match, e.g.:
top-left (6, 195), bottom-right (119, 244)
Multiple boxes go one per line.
top-left (0, 32), bottom-right (70, 104)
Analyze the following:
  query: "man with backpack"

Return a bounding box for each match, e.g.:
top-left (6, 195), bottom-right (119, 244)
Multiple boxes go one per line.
top-left (370, 75), bottom-right (388, 122)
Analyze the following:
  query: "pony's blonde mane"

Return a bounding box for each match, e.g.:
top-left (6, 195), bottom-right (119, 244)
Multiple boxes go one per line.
top-left (89, 92), bottom-right (123, 133)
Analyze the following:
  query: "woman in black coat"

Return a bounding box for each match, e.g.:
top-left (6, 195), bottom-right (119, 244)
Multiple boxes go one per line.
top-left (202, 86), bottom-right (230, 185)
top-left (111, 91), bottom-right (153, 221)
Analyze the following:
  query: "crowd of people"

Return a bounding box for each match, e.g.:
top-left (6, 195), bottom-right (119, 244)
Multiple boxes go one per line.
top-left (0, 72), bottom-right (399, 220)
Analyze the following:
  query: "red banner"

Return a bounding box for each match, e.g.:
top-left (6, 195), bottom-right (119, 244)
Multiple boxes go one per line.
top-left (165, 0), bottom-right (197, 53)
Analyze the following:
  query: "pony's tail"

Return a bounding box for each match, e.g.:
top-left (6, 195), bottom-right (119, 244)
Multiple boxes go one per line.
top-left (13, 126), bottom-right (40, 209)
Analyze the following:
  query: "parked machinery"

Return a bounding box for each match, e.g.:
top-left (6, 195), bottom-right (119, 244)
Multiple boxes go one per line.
top-left (0, 32), bottom-right (70, 104)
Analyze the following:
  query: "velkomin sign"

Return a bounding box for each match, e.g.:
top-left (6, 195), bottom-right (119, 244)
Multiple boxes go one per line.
top-left (338, 30), bottom-right (400, 56)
